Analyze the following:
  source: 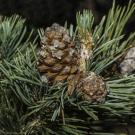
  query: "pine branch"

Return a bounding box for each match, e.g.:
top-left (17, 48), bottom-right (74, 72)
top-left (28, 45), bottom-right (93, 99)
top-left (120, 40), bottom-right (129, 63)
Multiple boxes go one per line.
top-left (76, 0), bottom-right (135, 74)
top-left (1, 1), bottom-right (135, 134)
top-left (1, 48), bottom-right (135, 134)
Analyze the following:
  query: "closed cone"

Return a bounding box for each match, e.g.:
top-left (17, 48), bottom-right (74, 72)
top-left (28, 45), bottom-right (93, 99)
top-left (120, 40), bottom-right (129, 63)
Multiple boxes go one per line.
top-left (37, 23), bottom-right (80, 83)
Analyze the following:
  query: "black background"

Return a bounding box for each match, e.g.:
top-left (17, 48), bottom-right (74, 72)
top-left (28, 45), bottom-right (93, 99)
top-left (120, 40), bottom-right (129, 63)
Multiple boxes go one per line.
top-left (0, 0), bottom-right (134, 34)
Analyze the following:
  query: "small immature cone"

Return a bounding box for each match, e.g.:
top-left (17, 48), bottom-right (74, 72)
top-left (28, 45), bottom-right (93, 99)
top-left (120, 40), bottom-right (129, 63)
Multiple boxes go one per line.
top-left (76, 72), bottom-right (107, 103)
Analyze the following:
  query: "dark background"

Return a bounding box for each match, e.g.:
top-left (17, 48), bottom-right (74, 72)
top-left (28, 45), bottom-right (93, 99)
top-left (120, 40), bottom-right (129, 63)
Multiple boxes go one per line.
top-left (0, 0), bottom-right (134, 34)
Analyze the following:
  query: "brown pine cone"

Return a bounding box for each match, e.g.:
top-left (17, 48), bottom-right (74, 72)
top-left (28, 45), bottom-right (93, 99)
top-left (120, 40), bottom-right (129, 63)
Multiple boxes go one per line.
top-left (37, 23), bottom-right (80, 83)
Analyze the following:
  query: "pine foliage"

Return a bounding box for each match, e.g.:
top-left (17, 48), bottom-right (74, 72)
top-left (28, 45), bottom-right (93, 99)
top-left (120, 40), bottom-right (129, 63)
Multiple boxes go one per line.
top-left (0, 1), bottom-right (135, 135)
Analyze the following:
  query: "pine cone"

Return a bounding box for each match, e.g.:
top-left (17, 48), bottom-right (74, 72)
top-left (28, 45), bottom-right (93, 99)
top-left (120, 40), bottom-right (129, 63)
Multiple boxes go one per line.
top-left (37, 23), bottom-right (107, 103)
top-left (76, 72), bottom-right (107, 103)
top-left (120, 47), bottom-right (135, 74)
top-left (37, 23), bottom-right (80, 83)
